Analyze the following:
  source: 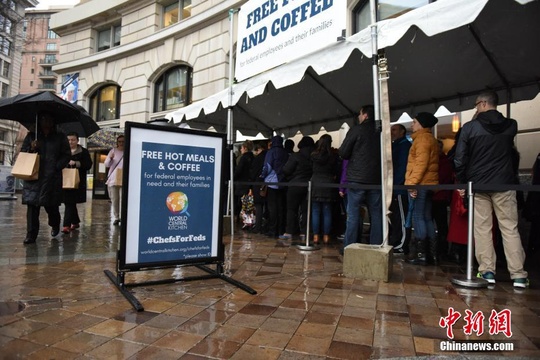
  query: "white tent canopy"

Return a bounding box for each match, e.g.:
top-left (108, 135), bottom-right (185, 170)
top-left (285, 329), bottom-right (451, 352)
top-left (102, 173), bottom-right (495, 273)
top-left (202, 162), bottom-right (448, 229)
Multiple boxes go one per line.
top-left (167, 0), bottom-right (540, 138)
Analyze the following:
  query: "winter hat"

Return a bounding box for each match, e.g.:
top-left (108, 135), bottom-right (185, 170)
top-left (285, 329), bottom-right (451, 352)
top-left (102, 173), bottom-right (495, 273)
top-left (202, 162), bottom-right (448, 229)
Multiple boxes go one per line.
top-left (415, 112), bottom-right (438, 128)
top-left (298, 136), bottom-right (315, 149)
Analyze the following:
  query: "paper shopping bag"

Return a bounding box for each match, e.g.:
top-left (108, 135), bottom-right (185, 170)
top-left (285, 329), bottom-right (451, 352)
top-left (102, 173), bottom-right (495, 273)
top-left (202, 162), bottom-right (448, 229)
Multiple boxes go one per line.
top-left (62, 168), bottom-right (80, 189)
top-left (114, 168), bottom-right (123, 186)
top-left (11, 152), bottom-right (40, 180)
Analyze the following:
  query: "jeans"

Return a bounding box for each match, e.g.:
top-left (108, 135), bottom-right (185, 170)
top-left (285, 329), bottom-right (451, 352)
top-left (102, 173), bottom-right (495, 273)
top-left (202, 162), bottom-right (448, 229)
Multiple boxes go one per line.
top-left (345, 186), bottom-right (382, 247)
top-left (410, 189), bottom-right (435, 241)
top-left (311, 201), bottom-right (332, 235)
top-left (389, 193), bottom-right (408, 247)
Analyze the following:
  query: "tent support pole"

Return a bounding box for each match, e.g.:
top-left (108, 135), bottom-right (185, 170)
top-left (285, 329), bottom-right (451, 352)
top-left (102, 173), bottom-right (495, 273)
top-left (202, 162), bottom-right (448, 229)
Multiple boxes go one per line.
top-left (370, 0), bottom-right (388, 246)
top-left (228, 9), bottom-right (236, 235)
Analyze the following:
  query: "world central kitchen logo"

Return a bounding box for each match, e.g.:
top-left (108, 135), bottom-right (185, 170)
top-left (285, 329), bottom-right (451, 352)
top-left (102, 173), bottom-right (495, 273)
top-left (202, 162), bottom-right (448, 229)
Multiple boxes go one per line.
top-left (166, 191), bottom-right (190, 230)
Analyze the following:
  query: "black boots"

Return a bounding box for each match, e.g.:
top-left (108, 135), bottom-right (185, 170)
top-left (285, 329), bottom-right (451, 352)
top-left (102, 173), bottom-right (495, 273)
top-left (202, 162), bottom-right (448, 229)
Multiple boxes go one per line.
top-left (427, 237), bottom-right (439, 265)
top-left (406, 237), bottom-right (438, 266)
top-left (406, 238), bottom-right (427, 265)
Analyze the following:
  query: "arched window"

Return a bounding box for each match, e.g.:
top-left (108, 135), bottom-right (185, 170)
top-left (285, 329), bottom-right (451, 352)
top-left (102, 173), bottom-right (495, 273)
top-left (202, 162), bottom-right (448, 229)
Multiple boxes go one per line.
top-left (154, 66), bottom-right (192, 112)
top-left (90, 84), bottom-right (121, 121)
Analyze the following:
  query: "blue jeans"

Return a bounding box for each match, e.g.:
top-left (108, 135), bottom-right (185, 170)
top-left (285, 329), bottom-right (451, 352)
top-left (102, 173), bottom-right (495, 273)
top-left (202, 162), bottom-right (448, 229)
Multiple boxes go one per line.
top-left (410, 189), bottom-right (435, 240)
top-left (312, 201), bottom-right (332, 235)
top-left (345, 187), bottom-right (382, 247)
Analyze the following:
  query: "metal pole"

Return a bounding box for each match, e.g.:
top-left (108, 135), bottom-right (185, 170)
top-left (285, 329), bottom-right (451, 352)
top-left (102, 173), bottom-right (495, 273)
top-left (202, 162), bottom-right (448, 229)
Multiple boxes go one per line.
top-left (228, 9), bottom-right (236, 235)
top-left (451, 181), bottom-right (488, 288)
top-left (297, 181), bottom-right (319, 251)
top-left (370, 0), bottom-right (388, 246)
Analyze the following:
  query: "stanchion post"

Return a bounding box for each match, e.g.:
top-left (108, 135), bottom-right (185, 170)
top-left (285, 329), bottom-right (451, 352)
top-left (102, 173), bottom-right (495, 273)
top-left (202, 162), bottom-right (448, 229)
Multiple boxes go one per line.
top-left (297, 180), bottom-right (320, 251)
top-left (451, 181), bottom-right (489, 288)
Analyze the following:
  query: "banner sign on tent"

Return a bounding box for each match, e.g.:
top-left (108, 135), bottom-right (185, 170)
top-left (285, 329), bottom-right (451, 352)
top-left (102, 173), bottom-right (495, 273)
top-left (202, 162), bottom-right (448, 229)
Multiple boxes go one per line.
top-left (120, 123), bottom-right (225, 270)
top-left (235, 0), bottom-right (346, 81)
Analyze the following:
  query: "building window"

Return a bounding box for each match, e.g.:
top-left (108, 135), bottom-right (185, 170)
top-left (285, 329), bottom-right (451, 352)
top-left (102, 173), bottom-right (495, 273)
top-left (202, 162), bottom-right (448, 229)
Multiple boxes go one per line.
top-left (30, 68), bottom-right (34, 74)
top-left (0, 15), bottom-right (13, 35)
top-left (23, 19), bottom-right (27, 38)
top-left (163, 0), bottom-right (192, 27)
top-left (0, 130), bottom-right (5, 142)
top-left (46, 43), bottom-right (56, 51)
top-left (47, 28), bottom-right (59, 39)
top-left (43, 54), bottom-right (56, 64)
top-left (0, 36), bottom-right (11, 56)
top-left (30, 80), bottom-right (33, 87)
top-left (40, 80), bottom-right (55, 90)
top-left (0, 150), bottom-right (4, 165)
top-left (154, 66), bottom-right (192, 112)
top-left (1, 61), bottom-right (9, 77)
top-left (1, 82), bottom-right (8, 97)
top-left (97, 25), bottom-right (121, 52)
top-left (90, 85), bottom-right (121, 121)
top-left (353, 0), bottom-right (433, 33)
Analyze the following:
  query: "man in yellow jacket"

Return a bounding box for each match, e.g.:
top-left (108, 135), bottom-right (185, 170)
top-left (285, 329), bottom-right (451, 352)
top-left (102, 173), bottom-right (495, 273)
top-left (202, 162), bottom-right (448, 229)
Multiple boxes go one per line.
top-left (405, 112), bottom-right (439, 265)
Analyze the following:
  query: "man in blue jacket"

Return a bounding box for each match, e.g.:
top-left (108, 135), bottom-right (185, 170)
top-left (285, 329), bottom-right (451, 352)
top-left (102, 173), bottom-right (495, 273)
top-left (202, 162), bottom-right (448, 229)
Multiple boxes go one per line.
top-left (260, 135), bottom-right (289, 238)
top-left (339, 105), bottom-right (382, 251)
top-left (454, 91), bottom-right (528, 288)
top-left (389, 124), bottom-right (411, 254)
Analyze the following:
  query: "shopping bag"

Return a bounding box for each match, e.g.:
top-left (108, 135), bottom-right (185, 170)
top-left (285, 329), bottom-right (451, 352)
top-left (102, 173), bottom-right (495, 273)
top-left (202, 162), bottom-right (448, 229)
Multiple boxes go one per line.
top-left (11, 152), bottom-right (40, 180)
top-left (62, 168), bottom-right (80, 189)
top-left (113, 168), bottom-right (123, 186)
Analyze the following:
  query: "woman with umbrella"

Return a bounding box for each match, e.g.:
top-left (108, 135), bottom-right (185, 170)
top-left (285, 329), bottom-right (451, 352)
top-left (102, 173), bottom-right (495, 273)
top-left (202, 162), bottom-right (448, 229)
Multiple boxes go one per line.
top-left (61, 132), bottom-right (93, 233)
top-left (21, 112), bottom-right (71, 244)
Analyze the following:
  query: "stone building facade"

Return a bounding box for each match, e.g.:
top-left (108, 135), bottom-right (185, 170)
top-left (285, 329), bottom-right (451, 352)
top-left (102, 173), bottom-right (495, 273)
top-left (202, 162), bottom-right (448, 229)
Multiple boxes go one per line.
top-left (50, 0), bottom-right (248, 129)
top-left (0, 0), bottom-right (38, 166)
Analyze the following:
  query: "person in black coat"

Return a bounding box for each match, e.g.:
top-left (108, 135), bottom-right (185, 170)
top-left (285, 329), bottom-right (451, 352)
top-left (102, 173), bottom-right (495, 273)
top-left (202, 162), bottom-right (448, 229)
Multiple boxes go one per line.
top-left (280, 136), bottom-right (314, 240)
top-left (311, 134), bottom-right (340, 244)
top-left (62, 132), bottom-right (93, 233)
top-left (21, 112), bottom-right (70, 244)
top-left (250, 143), bottom-right (267, 233)
top-left (234, 140), bottom-right (254, 224)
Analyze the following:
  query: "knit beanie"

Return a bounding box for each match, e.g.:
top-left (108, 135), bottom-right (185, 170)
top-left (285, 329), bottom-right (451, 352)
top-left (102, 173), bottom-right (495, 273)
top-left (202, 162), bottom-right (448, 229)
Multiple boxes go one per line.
top-left (415, 112), bottom-right (438, 128)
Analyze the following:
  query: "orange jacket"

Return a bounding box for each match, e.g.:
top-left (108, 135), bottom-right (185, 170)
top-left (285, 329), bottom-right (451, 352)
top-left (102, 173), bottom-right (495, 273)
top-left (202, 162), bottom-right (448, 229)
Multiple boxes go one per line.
top-left (405, 128), bottom-right (439, 186)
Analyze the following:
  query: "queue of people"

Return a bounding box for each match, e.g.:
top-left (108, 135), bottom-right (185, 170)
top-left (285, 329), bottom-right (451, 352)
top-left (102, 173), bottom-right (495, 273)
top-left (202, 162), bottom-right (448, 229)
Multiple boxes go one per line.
top-left (19, 92), bottom-right (533, 289)
top-left (231, 92), bottom-right (532, 289)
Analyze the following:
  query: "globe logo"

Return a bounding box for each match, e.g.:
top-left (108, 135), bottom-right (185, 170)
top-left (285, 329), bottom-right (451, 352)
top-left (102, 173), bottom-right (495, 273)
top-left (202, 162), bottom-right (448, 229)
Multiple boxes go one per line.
top-left (166, 191), bottom-right (189, 215)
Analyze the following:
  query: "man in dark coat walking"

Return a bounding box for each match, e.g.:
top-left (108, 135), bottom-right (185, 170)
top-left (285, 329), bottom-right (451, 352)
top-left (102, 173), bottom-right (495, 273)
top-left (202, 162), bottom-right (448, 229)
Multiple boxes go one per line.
top-left (21, 112), bottom-right (70, 244)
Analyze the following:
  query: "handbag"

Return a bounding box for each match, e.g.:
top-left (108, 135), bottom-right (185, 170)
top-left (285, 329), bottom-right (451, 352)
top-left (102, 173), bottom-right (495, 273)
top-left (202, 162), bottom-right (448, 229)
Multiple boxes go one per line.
top-left (11, 152), bottom-right (40, 180)
top-left (113, 168), bottom-right (123, 186)
top-left (259, 184), bottom-right (268, 197)
top-left (62, 168), bottom-right (80, 189)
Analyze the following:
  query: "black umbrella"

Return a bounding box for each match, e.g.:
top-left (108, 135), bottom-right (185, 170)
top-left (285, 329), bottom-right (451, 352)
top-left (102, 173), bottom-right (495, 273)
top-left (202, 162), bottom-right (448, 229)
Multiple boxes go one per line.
top-left (0, 91), bottom-right (100, 137)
